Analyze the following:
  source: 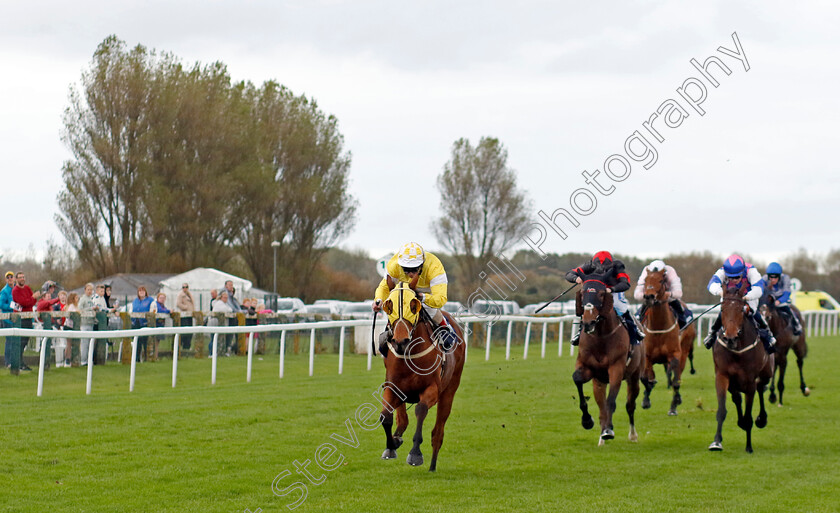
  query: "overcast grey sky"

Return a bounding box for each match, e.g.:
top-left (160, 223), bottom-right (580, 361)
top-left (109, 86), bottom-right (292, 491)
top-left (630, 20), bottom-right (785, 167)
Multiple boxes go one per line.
top-left (1, 1), bottom-right (837, 265)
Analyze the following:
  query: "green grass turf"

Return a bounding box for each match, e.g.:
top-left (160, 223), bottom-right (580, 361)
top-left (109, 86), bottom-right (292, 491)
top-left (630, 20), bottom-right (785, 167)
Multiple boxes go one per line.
top-left (1, 336), bottom-right (839, 513)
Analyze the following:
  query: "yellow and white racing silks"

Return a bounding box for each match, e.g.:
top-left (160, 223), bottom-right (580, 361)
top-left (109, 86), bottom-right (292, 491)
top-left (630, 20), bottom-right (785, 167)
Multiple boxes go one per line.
top-left (374, 251), bottom-right (448, 309)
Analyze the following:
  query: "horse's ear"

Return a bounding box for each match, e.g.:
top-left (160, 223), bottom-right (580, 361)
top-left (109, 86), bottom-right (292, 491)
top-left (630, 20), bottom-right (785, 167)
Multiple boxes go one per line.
top-left (409, 297), bottom-right (421, 315)
top-left (386, 276), bottom-right (396, 291)
top-left (602, 289), bottom-right (614, 311)
top-left (409, 273), bottom-right (420, 290)
top-left (382, 299), bottom-right (393, 315)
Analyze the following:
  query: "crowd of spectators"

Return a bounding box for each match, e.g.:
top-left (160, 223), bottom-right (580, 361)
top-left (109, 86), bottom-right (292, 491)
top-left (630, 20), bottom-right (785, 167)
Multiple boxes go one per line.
top-left (1, 274), bottom-right (273, 369)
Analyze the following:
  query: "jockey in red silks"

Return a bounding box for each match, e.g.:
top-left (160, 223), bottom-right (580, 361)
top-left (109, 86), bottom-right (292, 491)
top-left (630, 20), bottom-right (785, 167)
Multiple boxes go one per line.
top-left (565, 251), bottom-right (644, 347)
top-left (704, 254), bottom-right (776, 353)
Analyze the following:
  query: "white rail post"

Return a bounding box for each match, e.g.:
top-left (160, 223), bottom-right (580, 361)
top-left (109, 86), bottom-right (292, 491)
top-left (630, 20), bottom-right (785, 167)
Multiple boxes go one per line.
top-left (485, 322), bottom-right (493, 361)
top-left (309, 329), bottom-right (316, 377)
top-left (523, 321), bottom-right (532, 359)
top-left (463, 322), bottom-right (469, 363)
top-left (505, 321), bottom-right (514, 360)
top-left (834, 313), bottom-right (838, 336)
top-left (37, 336), bottom-right (48, 397)
top-left (367, 322), bottom-right (373, 371)
top-left (540, 322), bottom-right (547, 359)
top-left (822, 312), bottom-right (828, 337)
top-left (807, 313), bottom-right (814, 337)
top-left (129, 336), bottom-right (139, 392)
top-left (338, 327), bottom-right (345, 375)
top-left (86, 337), bottom-right (95, 395)
top-left (558, 321), bottom-right (564, 357)
top-left (246, 332), bottom-right (255, 383)
top-left (279, 330), bottom-right (286, 378)
top-left (172, 334), bottom-right (180, 388)
top-left (211, 333), bottom-right (219, 385)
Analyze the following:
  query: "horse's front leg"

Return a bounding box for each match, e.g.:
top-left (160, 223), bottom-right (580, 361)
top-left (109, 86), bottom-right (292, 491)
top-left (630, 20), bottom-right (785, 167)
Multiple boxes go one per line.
top-left (407, 387), bottom-right (438, 466)
top-left (572, 364), bottom-right (594, 430)
top-left (709, 372), bottom-right (728, 451)
top-left (640, 356), bottom-right (655, 410)
top-left (380, 388), bottom-right (404, 460)
top-left (593, 380), bottom-right (608, 446)
top-left (599, 363), bottom-right (624, 445)
top-left (742, 388), bottom-right (756, 453)
top-left (668, 355), bottom-right (683, 416)
top-left (392, 404), bottom-right (408, 449)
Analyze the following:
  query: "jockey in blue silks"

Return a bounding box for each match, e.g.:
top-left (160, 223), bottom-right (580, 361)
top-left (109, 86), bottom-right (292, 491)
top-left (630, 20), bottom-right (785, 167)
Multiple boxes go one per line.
top-left (703, 254), bottom-right (776, 353)
top-left (762, 262), bottom-right (803, 336)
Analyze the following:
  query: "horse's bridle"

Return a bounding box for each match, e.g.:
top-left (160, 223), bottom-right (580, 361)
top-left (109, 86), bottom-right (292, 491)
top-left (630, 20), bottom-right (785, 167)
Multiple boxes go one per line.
top-left (386, 286), bottom-right (438, 361)
top-left (581, 279), bottom-right (611, 332)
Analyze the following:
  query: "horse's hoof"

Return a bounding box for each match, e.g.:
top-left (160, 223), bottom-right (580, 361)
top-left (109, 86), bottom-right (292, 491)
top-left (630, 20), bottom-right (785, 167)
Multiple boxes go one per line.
top-left (598, 437), bottom-right (605, 447)
top-left (803, 387), bottom-right (811, 396)
top-left (381, 449), bottom-right (397, 460)
top-left (668, 409), bottom-right (678, 416)
top-left (745, 446), bottom-right (753, 454)
top-left (407, 451), bottom-right (424, 466)
top-left (641, 398), bottom-right (651, 410)
top-left (769, 393), bottom-right (777, 404)
top-left (393, 436), bottom-right (403, 449)
top-left (581, 415), bottom-right (594, 430)
top-left (777, 402), bottom-right (783, 408)
top-left (756, 416), bottom-right (767, 429)
top-left (708, 441), bottom-right (723, 451)
top-left (690, 369), bottom-right (696, 375)
top-left (628, 429), bottom-right (638, 442)
top-left (600, 429), bottom-right (615, 441)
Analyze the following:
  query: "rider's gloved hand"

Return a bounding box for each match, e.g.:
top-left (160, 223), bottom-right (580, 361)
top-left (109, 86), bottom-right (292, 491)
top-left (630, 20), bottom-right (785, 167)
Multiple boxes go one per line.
top-left (372, 299), bottom-right (382, 312)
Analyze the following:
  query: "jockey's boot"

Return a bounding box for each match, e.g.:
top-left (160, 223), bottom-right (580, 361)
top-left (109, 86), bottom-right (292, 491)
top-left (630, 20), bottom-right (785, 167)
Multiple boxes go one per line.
top-left (434, 317), bottom-right (459, 353)
top-left (792, 314), bottom-right (803, 337)
top-left (570, 318), bottom-right (581, 346)
top-left (669, 299), bottom-right (689, 329)
top-left (703, 314), bottom-right (722, 349)
top-left (378, 330), bottom-right (390, 357)
top-left (782, 306), bottom-right (803, 336)
top-left (753, 312), bottom-right (777, 354)
top-left (622, 310), bottom-right (644, 345)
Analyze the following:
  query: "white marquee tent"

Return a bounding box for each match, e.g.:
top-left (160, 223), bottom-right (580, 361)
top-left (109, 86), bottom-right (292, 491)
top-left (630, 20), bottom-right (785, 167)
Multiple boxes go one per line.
top-left (158, 268), bottom-right (253, 312)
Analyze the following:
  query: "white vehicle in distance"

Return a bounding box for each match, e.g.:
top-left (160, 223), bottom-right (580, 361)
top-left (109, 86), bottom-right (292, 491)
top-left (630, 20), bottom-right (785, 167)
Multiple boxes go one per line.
top-left (314, 299), bottom-right (351, 312)
top-left (302, 304), bottom-right (341, 316)
top-left (274, 297), bottom-right (305, 315)
top-left (342, 301), bottom-right (375, 319)
top-left (442, 301), bottom-right (467, 316)
top-left (522, 302), bottom-right (566, 315)
top-left (470, 300), bottom-right (520, 316)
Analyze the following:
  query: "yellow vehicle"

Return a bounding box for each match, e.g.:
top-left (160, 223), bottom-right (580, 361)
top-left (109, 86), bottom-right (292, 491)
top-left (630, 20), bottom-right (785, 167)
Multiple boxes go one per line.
top-left (794, 290), bottom-right (840, 313)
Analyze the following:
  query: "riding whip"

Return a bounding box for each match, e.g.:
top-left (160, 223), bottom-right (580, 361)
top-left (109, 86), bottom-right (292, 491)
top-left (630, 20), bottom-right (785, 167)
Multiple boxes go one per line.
top-left (535, 283), bottom-right (578, 314)
top-left (371, 308), bottom-right (379, 355)
top-left (680, 302), bottom-right (721, 332)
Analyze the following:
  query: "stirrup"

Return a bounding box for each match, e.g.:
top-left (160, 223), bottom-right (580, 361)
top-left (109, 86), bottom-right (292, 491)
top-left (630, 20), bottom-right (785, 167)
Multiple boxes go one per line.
top-left (570, 335), bottom-right (580, 347)
top-left (703, 331), bottom-right (717, 349)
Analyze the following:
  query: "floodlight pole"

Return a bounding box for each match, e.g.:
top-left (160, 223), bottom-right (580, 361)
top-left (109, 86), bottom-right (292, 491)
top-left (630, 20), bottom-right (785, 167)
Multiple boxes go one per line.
top-left (271, 241), bottom-right (281, 296)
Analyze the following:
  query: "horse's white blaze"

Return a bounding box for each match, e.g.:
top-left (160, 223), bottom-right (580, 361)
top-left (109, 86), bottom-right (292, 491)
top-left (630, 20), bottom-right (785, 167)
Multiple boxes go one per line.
top-left (584, 303), bottom-right (594, 312)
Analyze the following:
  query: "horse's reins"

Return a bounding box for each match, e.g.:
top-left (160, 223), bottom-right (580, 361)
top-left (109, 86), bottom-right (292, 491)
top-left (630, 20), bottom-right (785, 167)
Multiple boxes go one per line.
top-left (716, 295), bottom-right (762, 354)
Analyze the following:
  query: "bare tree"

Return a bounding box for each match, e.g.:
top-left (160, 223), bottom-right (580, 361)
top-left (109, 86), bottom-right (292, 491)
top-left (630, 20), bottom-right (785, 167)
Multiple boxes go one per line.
top-left (432, 137), bottom-right (531, 288)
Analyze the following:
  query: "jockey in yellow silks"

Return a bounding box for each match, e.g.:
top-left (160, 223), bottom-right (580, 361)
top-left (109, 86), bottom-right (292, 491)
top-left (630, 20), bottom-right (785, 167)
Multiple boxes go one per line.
top-left (373, 242), bottom-right (458, 354)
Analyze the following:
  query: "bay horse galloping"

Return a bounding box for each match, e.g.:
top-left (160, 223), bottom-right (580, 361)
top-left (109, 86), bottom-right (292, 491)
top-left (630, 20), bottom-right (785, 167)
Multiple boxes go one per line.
top-left (709, 283), bottom-right (774, 453)
top-left (639, 269), bottom-right (696, 415)
top-left (378, 279), bottom-right (466, 471)
top-left (572, 278), bottom-right (644, 446)
top-left (760, 289), bottom-right (809, 406)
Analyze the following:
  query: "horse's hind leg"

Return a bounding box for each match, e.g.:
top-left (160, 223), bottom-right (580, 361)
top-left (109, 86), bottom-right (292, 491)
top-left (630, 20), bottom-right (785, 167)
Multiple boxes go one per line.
top-left (392, 404), bottom-right (408, 449)
top-left (593, 380), bottom-right (609, 446)
top-left (688, 345), bottom-right (696, 375)
top-left (794, 337), bottom-right (810, 396)
top-left (668, 356), bottom-right (683, 416)
top-left (573, 366), bottom-right (594, 430)
top-left (742, 389), bottom-right (756, 453)
top-left (768, 363), bottom-right (778, 404)
top-left (756, 357), bottom-right (772, 430)
top-left (429, 388), bottom-right (456, 472)
top-left (776, 356), bottom-right (787, 406)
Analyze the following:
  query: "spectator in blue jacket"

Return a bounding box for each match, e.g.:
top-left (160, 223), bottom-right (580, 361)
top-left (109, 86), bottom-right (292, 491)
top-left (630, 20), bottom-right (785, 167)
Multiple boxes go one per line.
top-left (1, 271), bottom-right (15, 367)
top-left (131, 286), bottom-right (155, 362)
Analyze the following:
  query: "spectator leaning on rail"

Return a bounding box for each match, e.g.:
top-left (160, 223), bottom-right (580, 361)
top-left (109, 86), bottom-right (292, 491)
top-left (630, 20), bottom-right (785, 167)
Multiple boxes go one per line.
top-left (1, 271), bottom-right (15, 367)
top-left (211, 290), bottom-right (235, 356)
top-left (703, 254), bottom-right (776, 353)
top-left (12, 271), bottom-right (41, 371)
top-left (372, 242), bottom-right (459, 356)
top-left (131, 286), bottom-right (155, 362)
top-left (565, 251), bottom-right (645, 347)
top-left (633, 259), bottom-right (693, 329)
top-left (176, 282), bottom-right (196, 350)
top-left (762, 262), bottom-right (803, 336)
top-left (77, 283), bottom-right (96, 366)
